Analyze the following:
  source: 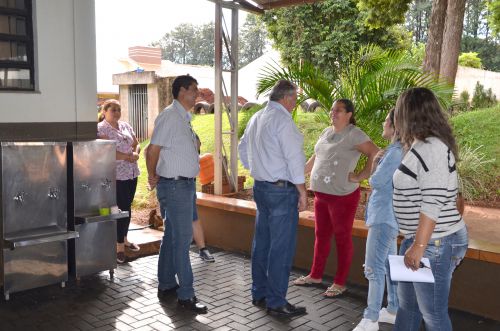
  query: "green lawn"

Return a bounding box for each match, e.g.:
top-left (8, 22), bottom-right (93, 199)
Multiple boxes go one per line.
top-left (451, 105), bottom-right (500, 172)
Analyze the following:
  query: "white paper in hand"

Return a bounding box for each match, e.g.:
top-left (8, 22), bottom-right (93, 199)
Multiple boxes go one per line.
top-left (388, 255), bottom-right (435, 283)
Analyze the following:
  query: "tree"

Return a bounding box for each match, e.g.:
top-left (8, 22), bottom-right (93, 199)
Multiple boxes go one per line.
top-left (359, 0), bottom-right (468, 85)
top-left (239, 14), bottom-right (268, 67)
top-left (405, 0), bottom-right (433, 43)
top-left (150, 16), bottom-right (267, 68)
top-left (488, 0), bottom-right (500, 36)
top-left (262, 0), bottom-right (410, 81)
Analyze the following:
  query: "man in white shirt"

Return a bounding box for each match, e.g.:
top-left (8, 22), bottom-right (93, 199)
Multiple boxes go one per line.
top-left (146, 75), bottom-right (207, 314)
top-left (239, 80), bottom-right (307, 317)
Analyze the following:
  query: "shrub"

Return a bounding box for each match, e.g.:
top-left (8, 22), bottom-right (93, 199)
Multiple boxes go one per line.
top-left (471, 81), bottom-right (497, 109)
top-left (457, 145), bottom-right (495, 201)
top-left (451, 90), bottom-right (471, 114)
top-left (458, 52), bottom-right (483, 69)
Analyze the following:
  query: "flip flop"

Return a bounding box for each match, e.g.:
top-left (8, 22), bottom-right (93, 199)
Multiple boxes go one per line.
top-left (293, 275), bottom-right (323, 287)
top-left (125, 242), bottom-right (140, 252)
top-left (323, 284), bottom-right (347, 298)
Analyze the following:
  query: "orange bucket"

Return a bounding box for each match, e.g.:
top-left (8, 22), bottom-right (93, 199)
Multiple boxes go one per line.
top-left (199, 153), bottom-right (215, 185)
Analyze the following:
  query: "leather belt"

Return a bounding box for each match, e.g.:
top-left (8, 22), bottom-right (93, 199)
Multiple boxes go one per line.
top-left (266, 180), bottom-right (295, 187)
top-left (163, 176), bottom-right (195, 181)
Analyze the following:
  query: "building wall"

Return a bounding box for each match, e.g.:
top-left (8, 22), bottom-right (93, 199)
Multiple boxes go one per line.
top-left (0, 0), bottom-right (97, 141)
top-left (455, 66), bottom-right (500, 100)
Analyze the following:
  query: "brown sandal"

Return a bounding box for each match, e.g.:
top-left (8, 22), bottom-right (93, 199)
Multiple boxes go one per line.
top-left (293, 275), bottom-right (322, 287)
top-left (323, 284), bottom-right (347, 298)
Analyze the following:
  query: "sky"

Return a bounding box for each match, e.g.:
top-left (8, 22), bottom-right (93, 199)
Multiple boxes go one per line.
top-left (95, 0), bottom-right (247, 92)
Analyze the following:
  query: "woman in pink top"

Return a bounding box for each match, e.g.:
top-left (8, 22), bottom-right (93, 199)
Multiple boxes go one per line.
top-left (98, 99), bottom-right (141, 264)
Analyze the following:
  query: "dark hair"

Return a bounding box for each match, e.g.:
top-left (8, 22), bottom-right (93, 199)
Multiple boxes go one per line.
top-left (98, 99), bottom-right (120, 122)
top-left (395, 87), bottom-right (458, 158)
top-left (388, 108), bottom-right (400, 141)
top-left (334, 99), bottom-right (356, 125)
top-left (172, 75), bottom-right (198, 99)
top-left (269, 80), bottom-right (297, 101)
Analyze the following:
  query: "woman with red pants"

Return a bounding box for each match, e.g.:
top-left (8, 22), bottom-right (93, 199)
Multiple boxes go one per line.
top-left (293, 99), bottom-right (378, 297)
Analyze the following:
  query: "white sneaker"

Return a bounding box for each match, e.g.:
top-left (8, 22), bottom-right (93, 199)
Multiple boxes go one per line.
top-left (378, 307), bottom-right (396, 324)
top-left (352, 318), bottom-right (379, 331)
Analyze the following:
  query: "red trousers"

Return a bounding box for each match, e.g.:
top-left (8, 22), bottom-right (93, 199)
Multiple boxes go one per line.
top-left (310, 188), bottom-right (360, 286)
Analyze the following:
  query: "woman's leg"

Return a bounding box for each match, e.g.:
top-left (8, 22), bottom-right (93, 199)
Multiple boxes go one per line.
top-left (309, 192), bottom-right (335, 279)
top-left (363, 224), bottom-right (398, 321)
top-left (330, 188), bottom-right (360, 286)
top-left (122, 178), bottom-right (138, 246)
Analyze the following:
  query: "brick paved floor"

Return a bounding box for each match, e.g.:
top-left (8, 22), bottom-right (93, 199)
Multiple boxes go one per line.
top-left (0, 249), bottom-right (499, 331)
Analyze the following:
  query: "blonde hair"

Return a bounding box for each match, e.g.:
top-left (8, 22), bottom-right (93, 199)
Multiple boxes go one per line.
top-left (98, 99), bottom-right (120, 122)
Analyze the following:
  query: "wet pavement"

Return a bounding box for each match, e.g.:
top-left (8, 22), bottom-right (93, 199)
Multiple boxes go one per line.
top-left (0, 249), bottom-right (499, 331)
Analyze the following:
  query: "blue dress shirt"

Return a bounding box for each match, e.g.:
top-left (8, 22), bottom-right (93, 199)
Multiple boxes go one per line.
top-left (238, 101), bottom-right (306, 184)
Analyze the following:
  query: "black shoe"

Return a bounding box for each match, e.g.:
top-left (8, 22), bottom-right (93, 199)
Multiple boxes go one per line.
top-left (267, 303), bottom-right (307, 317)
top-left (157, 285), bottom-right (179, 301)
top-left (199, 248), bottom-right (215, 262)
top-left (178, 296), bottom-right (208, 314)
top-left (252, 297), bottom-right (266, 308)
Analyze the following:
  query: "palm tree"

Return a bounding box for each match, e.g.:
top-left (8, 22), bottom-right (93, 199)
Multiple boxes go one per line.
top-left (256, 45), bottom-right (454, 138)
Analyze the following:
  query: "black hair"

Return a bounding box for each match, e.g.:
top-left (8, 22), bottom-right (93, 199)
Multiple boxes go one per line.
top-left (172, 75), bottom-right (198, 99)
top-left (335, 99), bottom-right (356, 125)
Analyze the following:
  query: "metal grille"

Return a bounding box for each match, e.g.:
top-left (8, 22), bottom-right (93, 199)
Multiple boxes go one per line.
top-left (128, 85), bottom-right (148, 142)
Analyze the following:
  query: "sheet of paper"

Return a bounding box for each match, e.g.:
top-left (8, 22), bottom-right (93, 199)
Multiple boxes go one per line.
top-left (388, 255), bottom-right (435, 283)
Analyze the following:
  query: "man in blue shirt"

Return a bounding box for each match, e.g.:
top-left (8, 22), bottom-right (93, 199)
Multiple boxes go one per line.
top-left (239, 80), bottom-right (307, 317)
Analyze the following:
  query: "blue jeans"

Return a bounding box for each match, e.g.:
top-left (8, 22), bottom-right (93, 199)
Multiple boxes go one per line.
top-left (156, 177), bottom-right (196, 300)
top-left (394, 226), bottom-right (468, 331)
top-left (363, 224), bottom-right (399, 321)
top-left (251, 181), bottom-right (299, 308)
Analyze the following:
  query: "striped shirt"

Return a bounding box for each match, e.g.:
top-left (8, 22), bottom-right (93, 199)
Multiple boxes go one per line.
top-left (392, 137), bottom-right (465, 239)
top-left (150, 100), bottom-right (200, 178)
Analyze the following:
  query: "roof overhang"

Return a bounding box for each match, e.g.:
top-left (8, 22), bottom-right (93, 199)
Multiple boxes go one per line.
top-left (207, 0), bottom-right (322, 14)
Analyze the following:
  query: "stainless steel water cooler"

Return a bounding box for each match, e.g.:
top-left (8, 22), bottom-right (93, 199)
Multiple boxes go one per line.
top-left (0, 142), bottom-right (78, 300)
top-left (68, 140), bottom-right (128, 280)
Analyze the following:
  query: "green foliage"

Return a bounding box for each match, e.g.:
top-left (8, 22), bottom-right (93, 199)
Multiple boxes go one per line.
top-left (452, 105), bottom-right (500, 199)
top-left (458, 52), bottom-right (483, 68)
top-left (261, 0), bottom-right (411, 81)
top-left (404, 0), bottom-right (433, 43)
top-left (471, 81), bottom-right (497, 108)
top-left (407, 42), bottom-right (426, 66)
top-left (457, 145), bottom-right (495, 200)
top-left (357, 0), bottom-right (412, 29)
top-left (257, 45), bottom-right (454, 141)
top-left (488, 0), bottom-right (500, 36)
top-left (452, 90), bottom-right (471, 113)
top-left (461, 36), bottom-right (500, 72)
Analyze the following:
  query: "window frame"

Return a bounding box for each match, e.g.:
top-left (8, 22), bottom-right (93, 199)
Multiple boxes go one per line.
top-left (0, 0), bottom-right (35, 91)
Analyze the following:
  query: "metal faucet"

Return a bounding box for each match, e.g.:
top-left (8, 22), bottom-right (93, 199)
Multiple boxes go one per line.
top-left (48, 187), bottom-right (60, 200)
top-left (101, 178), bottom-right (111, 191)
top-left (13, 191), bottom-right (27, 204)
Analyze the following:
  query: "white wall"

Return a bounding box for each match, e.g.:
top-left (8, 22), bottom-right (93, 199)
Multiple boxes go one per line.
top-left (0, 0), bottom-right (97, 123)
top-left (455, 66), bottom-right (500, 100)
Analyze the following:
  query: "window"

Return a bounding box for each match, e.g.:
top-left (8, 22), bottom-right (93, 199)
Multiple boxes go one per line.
top-left (0, 0), bottom-right (34, 90)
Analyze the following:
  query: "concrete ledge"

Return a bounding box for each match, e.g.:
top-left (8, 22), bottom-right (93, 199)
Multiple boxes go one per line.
top-left (196, 192), bottom-right (500, 321)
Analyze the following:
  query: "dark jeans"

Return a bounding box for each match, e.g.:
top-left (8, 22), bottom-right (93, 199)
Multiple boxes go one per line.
top-left (251, 180), bottom-right (299, 308)
top-left (156, 177), bottom-right (196, 300)
top-left (116, 178), bottom-right (138, 244)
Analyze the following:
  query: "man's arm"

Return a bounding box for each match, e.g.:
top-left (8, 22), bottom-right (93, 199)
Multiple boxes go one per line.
top-left (145, 143), bottom-right (161, 190)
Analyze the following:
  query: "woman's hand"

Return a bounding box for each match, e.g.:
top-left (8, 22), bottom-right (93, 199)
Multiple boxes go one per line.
top-left (127, 152), bottom-right (139, 163)
top-left (404, 243), bottom-right (426, 271)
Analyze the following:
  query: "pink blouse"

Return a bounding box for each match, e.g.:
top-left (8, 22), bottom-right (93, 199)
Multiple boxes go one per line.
top-left (97, 120), bottom-right (140, 180)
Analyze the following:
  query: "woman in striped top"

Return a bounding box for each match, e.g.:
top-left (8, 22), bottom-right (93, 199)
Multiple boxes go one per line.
top-left (392, 88), bottom-right (468, 331)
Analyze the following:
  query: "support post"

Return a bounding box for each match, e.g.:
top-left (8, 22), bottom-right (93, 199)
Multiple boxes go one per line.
top-left (214, 1), bottom-right (223, 195)
top-left (230, 8), bottom-right (239, 192)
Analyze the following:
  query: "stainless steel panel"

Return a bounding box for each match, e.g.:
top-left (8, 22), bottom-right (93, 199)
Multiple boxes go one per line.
top-left (74, 220), bottom-right (117, 277)
top-left (1, 142), bottom-right (67, 236)
top-left (2, 240), bottom-right (68, 294)
top-left (75, 211), bottom-right (129, 225)
top-left (4, 231), bottom-right (78, 249)
top-left (72, 140), bottom-right (116, 215)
